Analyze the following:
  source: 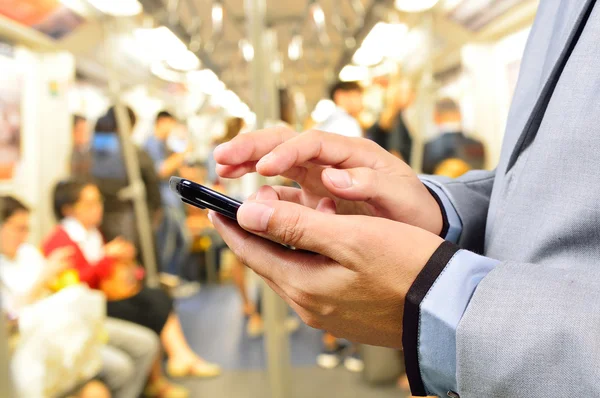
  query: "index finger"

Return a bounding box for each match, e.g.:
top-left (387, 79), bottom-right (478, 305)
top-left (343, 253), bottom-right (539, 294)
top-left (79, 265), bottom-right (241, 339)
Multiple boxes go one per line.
top-left (213, 127), bottom-right (297, 166)
top-left (255, 130), bottom-right (391, 176)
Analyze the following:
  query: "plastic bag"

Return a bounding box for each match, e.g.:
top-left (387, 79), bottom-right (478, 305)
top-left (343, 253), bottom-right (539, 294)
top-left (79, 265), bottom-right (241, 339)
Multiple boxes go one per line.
top-left (11, 285), bottom-right (106, 398)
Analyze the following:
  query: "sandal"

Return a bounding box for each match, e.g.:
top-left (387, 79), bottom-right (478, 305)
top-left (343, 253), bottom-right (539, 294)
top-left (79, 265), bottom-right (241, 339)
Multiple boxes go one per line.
top-left (144, 378), bottom-right (189, 398)
top-left (167, 359), bottom-right (222, 379)
top-left (246, 314), bottom-right (264, 338)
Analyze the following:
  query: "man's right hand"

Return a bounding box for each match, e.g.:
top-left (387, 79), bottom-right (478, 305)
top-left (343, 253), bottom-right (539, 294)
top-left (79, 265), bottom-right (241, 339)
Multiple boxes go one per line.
top-left (214, 128), bottom-right (444, 236)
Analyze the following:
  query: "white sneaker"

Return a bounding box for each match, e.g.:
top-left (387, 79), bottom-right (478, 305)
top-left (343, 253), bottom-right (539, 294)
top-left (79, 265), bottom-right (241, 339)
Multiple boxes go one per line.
top-left (317, 352), bottom-right (342, 369)
top-left (171, 281), bottom-right (201, 298)
top-left (343, 354), bottom-right (364, 373)
top-left (316, 343), bottom-right (347, 369)
top-left (284, 316), bottom-right (301, 334)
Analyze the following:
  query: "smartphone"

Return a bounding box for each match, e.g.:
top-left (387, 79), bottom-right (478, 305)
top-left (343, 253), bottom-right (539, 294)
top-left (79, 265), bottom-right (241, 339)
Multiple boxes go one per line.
top-left (169, 177), bottom-right (242, 220)
top-left (172, 176), bottom-right (314, 254)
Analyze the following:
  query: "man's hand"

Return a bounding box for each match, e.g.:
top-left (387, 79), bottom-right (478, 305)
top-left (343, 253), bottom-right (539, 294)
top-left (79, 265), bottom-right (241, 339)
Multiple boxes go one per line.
top-left (214, 128), bottom-right (443, 235)
top-left (209, 187), bottom-right (444, 347)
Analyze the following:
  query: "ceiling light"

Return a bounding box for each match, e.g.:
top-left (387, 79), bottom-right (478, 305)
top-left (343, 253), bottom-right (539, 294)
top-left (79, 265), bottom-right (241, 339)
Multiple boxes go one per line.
top-left (212, 90), bottom-right (240, 108)
top-left (271, 56), bottom-right (283, 75)
top-left (87, 0), bottom-right (143, 16)
top-left (339, 65), bottom-right (369, 82)
top-left (394, 0), bottom-right (439, 12)
top-left (212, 1), bottom-right (224, 32)
top-left (151, 62), bottom-right (185, 82)
top-left (288, 35), bottom-right (303, 61)
top-left (442, 0), bottom-right (464, 11)
top-left (310, 2), bottom-right (326, 29)
top-left (166, 50), bottom-right (201, 71)
top-left (359, 22), bottom-right (408, 61)
top-left (371, 59), bottom-right (399, 78)
top-left (352, 46), bottom-right (383, 66)
top-left (135, 26), bottom-right (187, 59)
top-left (229, 101), bottom-right (251, 118)
top-left (239, 39), bottom-right (254, 62)
top-left (187, 69), bottom-right (226, 95)
top-left (447, 0), bottom-right (521, 31)
top-left (311, 99), bottom-right (336, 123)
top-left (135, 27), bottom-right (202, 71)
top-left (244, 112), bottom-right (257, 126)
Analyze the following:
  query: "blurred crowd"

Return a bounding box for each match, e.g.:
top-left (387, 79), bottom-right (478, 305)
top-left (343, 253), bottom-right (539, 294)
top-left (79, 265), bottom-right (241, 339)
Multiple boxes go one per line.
top-left (1, 75), bottom-right (485, 398)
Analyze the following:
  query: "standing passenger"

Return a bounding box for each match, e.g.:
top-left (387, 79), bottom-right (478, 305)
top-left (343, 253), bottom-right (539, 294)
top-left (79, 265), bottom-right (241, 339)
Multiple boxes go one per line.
top-left (144, 112), bottom-right (193, 283)
top-left (70, 115), bottom-right (92, 177)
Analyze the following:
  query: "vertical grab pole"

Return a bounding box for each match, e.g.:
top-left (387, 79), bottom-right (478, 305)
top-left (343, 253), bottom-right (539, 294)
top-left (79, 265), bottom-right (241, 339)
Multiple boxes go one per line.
top-left (102, 19), bottom-right (159, 288)
top-left (411, 12), bottom-right (435, 174)
top-left (0, 298), bottom-right (14, 398)
top-left (245, 0), bottom-right (293, 397)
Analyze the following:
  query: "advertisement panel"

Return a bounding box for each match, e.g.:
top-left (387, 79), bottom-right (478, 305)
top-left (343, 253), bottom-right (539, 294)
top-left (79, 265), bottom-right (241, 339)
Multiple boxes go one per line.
top-left (0, 0), bottom-right (84, 40)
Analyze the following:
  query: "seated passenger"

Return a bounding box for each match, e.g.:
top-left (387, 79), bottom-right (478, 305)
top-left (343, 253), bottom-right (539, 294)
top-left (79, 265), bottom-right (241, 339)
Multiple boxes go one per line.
top-left (0, 196), bottom-right (158, 398)
top-left (42, 180), bottom-right (221, 382)
top-left (72, 380), bottom-right (112, 398)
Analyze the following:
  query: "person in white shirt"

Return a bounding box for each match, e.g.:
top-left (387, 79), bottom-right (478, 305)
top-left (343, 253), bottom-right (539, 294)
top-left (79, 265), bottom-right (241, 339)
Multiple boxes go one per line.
top-left (0, 196), bottom-right (160, 398)
top-left (317, 81), bottom-right (364, 139)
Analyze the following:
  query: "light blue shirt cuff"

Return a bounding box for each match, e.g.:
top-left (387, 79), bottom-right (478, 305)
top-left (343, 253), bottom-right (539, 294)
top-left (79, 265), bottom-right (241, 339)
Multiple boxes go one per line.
top-left (418, 250), bottom-right (499, 396)
top-left (421, 178), bottom-right (462, 244)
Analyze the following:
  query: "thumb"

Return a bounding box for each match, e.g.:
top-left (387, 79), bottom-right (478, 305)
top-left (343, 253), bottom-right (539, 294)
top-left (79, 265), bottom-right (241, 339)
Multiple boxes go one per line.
top-left (321, 167), bottom-right (389, 203)
top-left (236, 200), bottom-right (357, 261)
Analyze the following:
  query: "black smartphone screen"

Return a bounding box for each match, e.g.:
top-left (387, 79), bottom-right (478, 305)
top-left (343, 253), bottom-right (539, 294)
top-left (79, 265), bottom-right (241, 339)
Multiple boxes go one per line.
top-left (170, 177), bottom-right (242, 220)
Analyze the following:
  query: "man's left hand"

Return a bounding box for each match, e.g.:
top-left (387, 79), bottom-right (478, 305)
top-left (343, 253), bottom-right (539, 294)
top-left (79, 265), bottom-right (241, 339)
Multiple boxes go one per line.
top-left (209, 187), bottom-right (443, 348)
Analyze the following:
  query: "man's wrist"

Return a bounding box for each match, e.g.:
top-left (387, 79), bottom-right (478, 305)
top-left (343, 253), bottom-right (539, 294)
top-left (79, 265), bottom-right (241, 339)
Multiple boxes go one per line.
top-left (420, 179), bottom-right (462, 244)
top-left (424, 185), bottom-right (449, 238)
top-left (402, 240), bottom-right (461, 396)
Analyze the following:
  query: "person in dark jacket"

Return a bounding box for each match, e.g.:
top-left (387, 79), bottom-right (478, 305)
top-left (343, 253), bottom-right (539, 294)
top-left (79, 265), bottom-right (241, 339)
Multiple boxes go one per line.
top-left (71, 115), bottom-right (92, 177)
top-left (422, 98), bottom-right (485, 175)
top-left (366, 78), bottom-right (414, 163)
top-left (89, 107), bottom-right (163, 249)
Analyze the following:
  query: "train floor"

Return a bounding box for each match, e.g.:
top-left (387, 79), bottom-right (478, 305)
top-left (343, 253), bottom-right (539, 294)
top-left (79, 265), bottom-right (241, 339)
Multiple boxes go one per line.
top-left (174, 284), bottom-right (408, 398)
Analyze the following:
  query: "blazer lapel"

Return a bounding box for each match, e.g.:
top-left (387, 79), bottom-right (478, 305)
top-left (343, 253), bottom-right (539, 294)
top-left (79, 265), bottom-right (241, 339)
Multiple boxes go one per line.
top-left (505, 0), bottom-right (597, 173)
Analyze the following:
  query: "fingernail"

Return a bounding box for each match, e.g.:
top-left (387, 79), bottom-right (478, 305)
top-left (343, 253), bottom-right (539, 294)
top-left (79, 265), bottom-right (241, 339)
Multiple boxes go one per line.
top-left (256, 189), bottom-right (267, 201)
top-left (239, 203), bottom-right (274, 232)
top-left (324, 168), bottom-right (352, 189)
top-left (257, 153), bottom-right (275, 169)
top-left (207, 211), bottom-right (214, 224)
top-left (213, 143), bottom-right (227, 156)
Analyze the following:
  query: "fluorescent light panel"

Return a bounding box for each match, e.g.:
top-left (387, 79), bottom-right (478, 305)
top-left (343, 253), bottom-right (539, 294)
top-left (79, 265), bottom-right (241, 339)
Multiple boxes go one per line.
top-left (447, 0), bottom-right (525, 31)
top-left (136, 26), bottom-right (200, 72)
top-left (311, 99), bottom-right (336, 123)
top-left (351, 22), bottom-right (408, 65)
top-left (87, 0), bottom-right (142, 16)
top-left (395, 0), bottom-right (439, 12)
top-left (339, 65), bottom-right (368, 82)
top-left (187, 69), bottom-right (226, 95)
